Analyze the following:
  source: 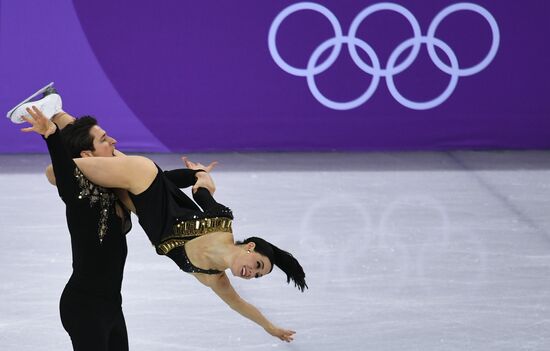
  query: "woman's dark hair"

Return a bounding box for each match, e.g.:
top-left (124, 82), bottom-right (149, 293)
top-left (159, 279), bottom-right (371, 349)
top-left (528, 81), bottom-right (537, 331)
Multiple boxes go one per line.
top-left (59, 116), bottom-right (97, 158)
top-left (237, 237), bottom-right (308, 292)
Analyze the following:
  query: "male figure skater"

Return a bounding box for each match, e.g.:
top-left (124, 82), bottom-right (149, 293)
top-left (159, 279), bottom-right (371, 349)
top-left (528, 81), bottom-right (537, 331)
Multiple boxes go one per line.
top-left (9, 84), bottom-right (133, 350)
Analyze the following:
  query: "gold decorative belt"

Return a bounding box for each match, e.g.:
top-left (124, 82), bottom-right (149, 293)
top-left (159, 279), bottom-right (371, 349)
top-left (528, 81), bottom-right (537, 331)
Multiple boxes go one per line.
top-left (156, 217), bottom-right (233, 255)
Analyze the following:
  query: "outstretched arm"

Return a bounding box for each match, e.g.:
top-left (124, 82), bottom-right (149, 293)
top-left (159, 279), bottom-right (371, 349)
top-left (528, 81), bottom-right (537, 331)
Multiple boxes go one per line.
top-left (21, 108), bottom-right (82, 201)
top-left (199, 273), bottom-right (296, 342)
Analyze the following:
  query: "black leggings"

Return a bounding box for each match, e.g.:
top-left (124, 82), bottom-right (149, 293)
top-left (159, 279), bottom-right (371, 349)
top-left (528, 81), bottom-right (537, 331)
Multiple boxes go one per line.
top-left (60, 288), bottom-right (128, 351)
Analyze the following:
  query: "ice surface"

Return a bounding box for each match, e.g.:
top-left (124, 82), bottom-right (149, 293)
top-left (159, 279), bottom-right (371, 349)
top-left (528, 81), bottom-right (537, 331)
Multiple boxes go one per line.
top-left (1, 152), bottom-right (549, 351)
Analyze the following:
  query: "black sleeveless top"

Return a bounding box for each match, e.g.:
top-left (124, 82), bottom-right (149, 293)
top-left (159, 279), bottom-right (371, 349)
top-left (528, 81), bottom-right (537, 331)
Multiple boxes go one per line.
top-left (129, 165), bottom-right (233, 274)
top-left (165, 247), bottom-right (222, 274)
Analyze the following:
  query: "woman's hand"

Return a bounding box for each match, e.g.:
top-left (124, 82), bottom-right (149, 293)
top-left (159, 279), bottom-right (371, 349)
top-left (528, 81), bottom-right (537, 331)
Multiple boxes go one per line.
top-left (21, 106), bottom-right (57, 138)
top-left (265, 325), bottom-right (296, 342)
top-left (182, 157), bottom-right (218, 194)
top-left (181, 156), bottom-right (218, 172)
top-left (193, 172), bottom-right (216, 194)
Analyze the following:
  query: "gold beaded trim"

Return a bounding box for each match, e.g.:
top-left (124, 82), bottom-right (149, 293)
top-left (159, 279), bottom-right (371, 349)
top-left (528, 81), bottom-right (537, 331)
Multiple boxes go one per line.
top-left (156, 239), bottom-right (187, 255)
top-left (156, 217), bottom-right (232, 255)
top-left (74, 167), bottom-right (116, 243)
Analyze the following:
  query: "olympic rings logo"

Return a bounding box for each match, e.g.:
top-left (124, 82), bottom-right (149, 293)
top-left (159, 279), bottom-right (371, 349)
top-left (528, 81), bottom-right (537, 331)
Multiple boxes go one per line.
top-left (268, 2), bottom-right (500, 110)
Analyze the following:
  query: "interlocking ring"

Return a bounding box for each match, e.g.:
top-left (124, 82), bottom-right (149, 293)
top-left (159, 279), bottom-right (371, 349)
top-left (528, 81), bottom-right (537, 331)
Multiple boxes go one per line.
top-left (268, 2), bottom-right (500, 110)
top-left (307, 36), bottom-right (382, 110)
top-left (268, 2), bottom-right (343, 77)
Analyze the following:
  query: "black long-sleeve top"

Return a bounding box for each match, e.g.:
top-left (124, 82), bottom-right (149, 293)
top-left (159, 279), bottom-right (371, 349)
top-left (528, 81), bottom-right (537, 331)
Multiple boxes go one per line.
top-left (128, 164), bottom-right (233, 274)
top-left (45, 127), bottom-right (131, 301)
top-left (129, 165), bottom-right (233, 247)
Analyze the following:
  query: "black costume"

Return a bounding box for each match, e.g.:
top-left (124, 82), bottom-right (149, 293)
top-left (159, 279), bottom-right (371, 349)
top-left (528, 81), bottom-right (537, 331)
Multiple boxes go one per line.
top-left (45, 128), bottom-right (219, 349)
top-left (129, 165), bottom-right (234, 274)
top-left (45, 127), bottom-right (132, 351)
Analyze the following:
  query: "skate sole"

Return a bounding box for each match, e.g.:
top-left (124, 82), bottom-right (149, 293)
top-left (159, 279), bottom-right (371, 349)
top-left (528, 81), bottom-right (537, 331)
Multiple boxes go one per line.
top-left (6, 82), bottom-right (55, 122)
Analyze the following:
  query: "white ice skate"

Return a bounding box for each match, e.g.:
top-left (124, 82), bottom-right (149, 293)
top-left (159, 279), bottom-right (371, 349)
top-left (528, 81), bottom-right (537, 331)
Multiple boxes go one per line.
top-left (6, 82), bottom-right (62, 124)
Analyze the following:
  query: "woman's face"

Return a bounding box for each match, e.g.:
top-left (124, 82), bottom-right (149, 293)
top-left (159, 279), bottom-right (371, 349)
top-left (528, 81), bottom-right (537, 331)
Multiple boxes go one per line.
top-left (231, 244), bottom-right (272, 280)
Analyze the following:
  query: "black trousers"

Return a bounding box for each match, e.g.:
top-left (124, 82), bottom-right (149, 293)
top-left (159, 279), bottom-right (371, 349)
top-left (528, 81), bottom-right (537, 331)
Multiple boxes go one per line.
top-left (60, 287), bottom-right (129, 351)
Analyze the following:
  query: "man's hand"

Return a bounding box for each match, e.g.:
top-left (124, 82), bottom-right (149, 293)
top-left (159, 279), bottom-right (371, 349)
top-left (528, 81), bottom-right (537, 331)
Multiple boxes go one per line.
top-left (45, 165), bottom-right (56, 186)
top-left (265, 325), bottom-right (296, 343)
top-left (21, 106), bottom-right (56, 137)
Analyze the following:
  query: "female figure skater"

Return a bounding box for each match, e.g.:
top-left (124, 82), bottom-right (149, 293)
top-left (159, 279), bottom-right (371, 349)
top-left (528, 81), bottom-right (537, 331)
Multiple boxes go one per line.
top-left (21, 105), bottom-right (307, 343)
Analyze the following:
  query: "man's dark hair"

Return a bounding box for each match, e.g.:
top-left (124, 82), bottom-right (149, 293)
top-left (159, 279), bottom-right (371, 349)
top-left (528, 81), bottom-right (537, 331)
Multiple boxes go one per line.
top-left (237, 237), bottom-right (308, 292)
top-left (59, 116), bottom-right (97, 158)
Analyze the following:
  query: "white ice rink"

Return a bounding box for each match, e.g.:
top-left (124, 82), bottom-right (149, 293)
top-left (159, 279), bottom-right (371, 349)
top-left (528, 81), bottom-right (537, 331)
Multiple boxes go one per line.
top-left (1, 152), bottom-right (549, 351)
